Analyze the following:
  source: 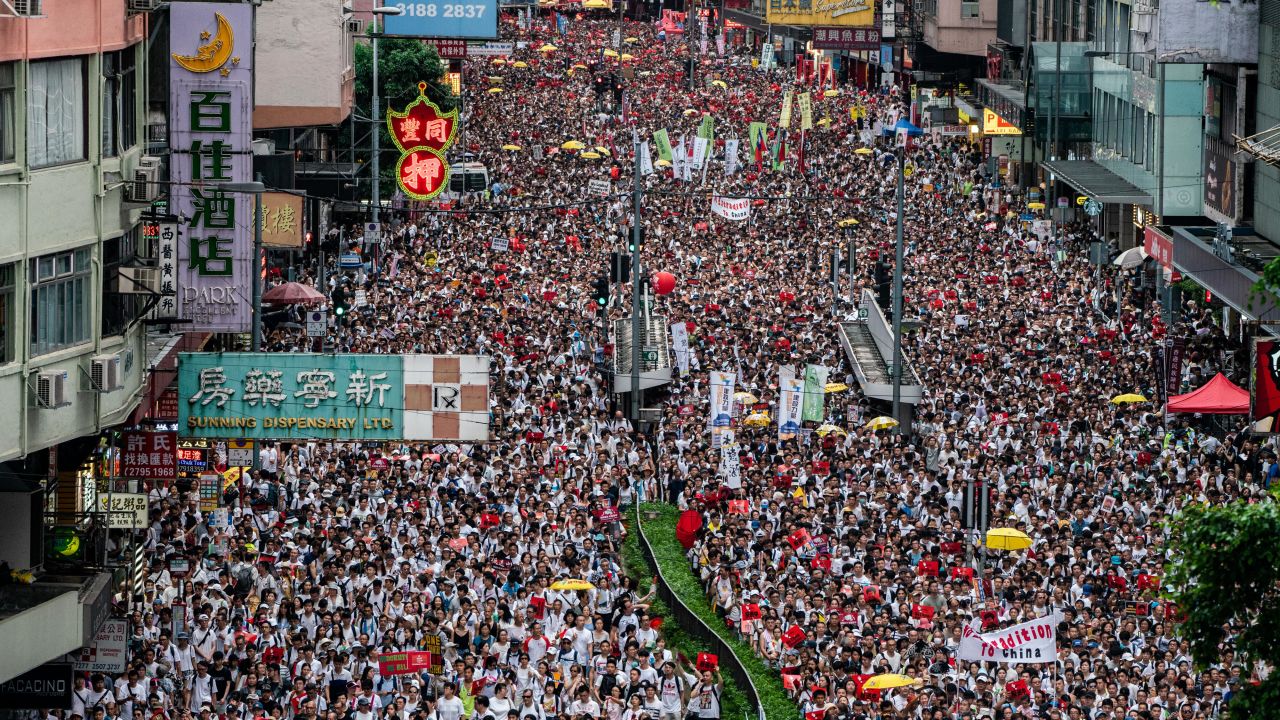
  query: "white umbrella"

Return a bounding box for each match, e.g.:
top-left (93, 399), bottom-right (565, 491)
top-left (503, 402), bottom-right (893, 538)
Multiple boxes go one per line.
top-left (1113, 246), bottom-right (1148, 270)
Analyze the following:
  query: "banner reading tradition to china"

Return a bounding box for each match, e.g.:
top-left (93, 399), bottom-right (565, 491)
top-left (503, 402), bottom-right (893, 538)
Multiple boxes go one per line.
top-left (957, 614), bottom-right (1059, 663)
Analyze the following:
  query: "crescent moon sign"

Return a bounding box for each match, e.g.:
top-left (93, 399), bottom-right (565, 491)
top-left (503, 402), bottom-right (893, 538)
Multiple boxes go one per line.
top-left (172, 12), bottom-right (235, 73)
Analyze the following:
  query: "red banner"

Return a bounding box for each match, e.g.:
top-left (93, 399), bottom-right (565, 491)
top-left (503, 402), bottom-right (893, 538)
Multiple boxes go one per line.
top-left (1143, 226), bottom-right (1173, 271)
top-left (377, 650), bottom-right (438, 676)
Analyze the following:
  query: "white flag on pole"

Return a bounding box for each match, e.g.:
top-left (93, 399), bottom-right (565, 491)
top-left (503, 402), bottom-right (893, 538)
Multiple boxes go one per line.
top-left (639, 142), bottom-right (654, 176)
top-left (723, 138), bottom-right (740, 176)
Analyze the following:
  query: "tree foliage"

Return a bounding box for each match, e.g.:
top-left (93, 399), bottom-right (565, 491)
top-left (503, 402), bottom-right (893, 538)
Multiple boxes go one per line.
top-left (1165, 494), bottom-right (1280, 719)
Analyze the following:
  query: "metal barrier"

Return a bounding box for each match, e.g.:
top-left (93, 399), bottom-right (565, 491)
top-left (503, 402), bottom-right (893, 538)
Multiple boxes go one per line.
top-left (633, 505), bottom-right (766, 720)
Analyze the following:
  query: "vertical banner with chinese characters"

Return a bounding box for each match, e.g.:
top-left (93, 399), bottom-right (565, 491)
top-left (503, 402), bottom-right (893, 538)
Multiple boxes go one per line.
top-left (170, 4), bottom-right (254, 332)
top-left (179, 353), bottom-right (491, 442)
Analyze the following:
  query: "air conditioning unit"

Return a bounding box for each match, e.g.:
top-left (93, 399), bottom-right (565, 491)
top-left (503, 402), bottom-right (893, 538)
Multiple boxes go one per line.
top-left (90, 354), bottom-right (123, 393)
top-left (12, 0), bottom-right (44, 17)
top-left (118, 266), bottom-right (160, 294)
top-left (1134, 12), bottom-right (1152, 34)
top-left (127, 0), bottom-right (161, 12)
top-left (345, 18), bottom-right (363, 33)
top-left (36, 371), bottom-right (70, 409)
top-left (138, 154), bottom-right (161, 169)
top-left (130, 164), bottom-right (159, 202)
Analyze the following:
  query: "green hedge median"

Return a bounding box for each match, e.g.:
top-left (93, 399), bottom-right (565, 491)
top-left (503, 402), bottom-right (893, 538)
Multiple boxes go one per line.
top-left (621, 516), bottom-right (751, 720)
top-left (635, 503), bottom-right (799, 720)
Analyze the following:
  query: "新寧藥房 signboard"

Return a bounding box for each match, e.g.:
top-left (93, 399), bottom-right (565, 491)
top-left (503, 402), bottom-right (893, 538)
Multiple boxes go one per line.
top-left (179, 353), bottom-right (491, 442)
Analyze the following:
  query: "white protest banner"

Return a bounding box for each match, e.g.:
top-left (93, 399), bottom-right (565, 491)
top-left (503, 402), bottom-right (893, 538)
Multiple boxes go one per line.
top-left (716, 31), bottom-right (725, 56)
top-left (957, 613), bottom-right (1059, 663)
top-left (723, 138), bottom-right (740, 176)
top-left (720, 443), bottom-right (742, 488)
top-left (491, 236), bottom-right (510, 252)
top-left (670, 321), bottom-right (690, 377)
top-left (692, 136), bottom-right (709, 169)
top-left (709, 370), bottom-right (735, 428)
top-left (710, 196), bottom-right (751, 221)
top-left (640, 142), bottom-right (654, 176)
top-left (588, 179), bottom-right (612, 196)
top-left (778, 376), bottom-right (805, 441)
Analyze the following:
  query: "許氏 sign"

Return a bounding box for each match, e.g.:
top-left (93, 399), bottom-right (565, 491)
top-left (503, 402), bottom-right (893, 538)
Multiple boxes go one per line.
top-left (119, 431), bottom-right (177, 481)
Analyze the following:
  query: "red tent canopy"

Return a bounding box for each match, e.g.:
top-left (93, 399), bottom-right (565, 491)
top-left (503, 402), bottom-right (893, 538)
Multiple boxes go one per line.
top-left (1167, 373), bottom-right (1250, 414)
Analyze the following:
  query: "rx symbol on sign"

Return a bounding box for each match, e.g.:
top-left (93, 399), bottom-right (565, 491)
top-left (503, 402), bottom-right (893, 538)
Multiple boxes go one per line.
top-left (433, 384), bottom-right (461, 411)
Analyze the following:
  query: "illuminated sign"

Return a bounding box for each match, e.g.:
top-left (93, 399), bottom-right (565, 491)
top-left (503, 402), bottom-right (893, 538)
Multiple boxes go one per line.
top-left (387, 82), bottom-right (458, 201)
top-left (982, 108), bottom-right (1021, 136)
top-left (766, 0), bottom-right (875, 28)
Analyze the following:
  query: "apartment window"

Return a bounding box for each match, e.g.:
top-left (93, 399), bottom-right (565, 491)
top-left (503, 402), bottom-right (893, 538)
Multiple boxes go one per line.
top-left (0, 63), bottom-right (14, 164)
top-left (0, 264), bottom-right (13, 364)
top-left (961, 1), bottom-right (979, 17)
top-left (102, 233), bottom-right (144, 337)
top-left (1133, 107), bottom-right (1146, 166)
top-left (102, 49), bottom-right (137, 158)
top-left (27, 57), bottom-right (86, 168)
top-left (30, 248), bottom-right (91, 356)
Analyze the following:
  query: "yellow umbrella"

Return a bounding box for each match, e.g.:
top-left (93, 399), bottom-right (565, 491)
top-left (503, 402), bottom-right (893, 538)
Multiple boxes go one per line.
top-left (817, 117), bottom-right (832, 126)
top-left (573, 63), bottom-right (589, 69)
top-left (824, 382), bottom-right (850, 393)
top-left (491, 58), bottom-right (506, 65)
top-left (621, 53), bottom-right (634, 61)
top-left (580, 151), bottom-right (602, 159)
top-left (854, 147), bottom-right (874, 155)
top-left (815, 424), bottom-right (846, 437)
top-left (655, 159), bottom-right (671, 167)
top-left (865, 416), bottom-right (899, 431)
top-left (863, 674), bottom-right (919, 691)
top-left (501, 144), bottom-right (522, 151)
top-left (711, 79), bottom-right (728, 89)
top-left (837, 218), bottom-right (859, 228)
top-left (624, 36), bottom-right (639, 43)
top-left (561, 140), bottom-right (586, 150)
top-left (1110, 393), bottom-right (1148, 404)
top-left (583, 0), bottom-right (609, 7)
top-left (594, 146), bottom-right (611, 155)
top-left (733, 391), bottom-right (759, 405)
top-left (1027, 202), bottom-right (1046, 210)
top-left (539, 43), bottom-right (559, 52)
top-left (683, 108), bottom-right (699, 116)
top-left (603, 49), bottom-right (620, 58)
top-left (550, 578), bottom-right (595, 591)
top-left (512, 61), bottom-right (530, 68)
top-left (986, 527), bottom-right (1033, 551)
top-left (743, 412), bottom-right (771, 428)
top-left (823, 89), bottom-right (840, 98)
top-left (487, 87), bottom-right (504, 93)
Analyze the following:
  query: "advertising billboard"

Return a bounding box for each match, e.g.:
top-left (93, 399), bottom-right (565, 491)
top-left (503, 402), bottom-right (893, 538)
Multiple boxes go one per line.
top-left (765, 0), bottom-right (875, 28)
top-left (1203, 138), bottom-right (1237, 220)
top-left (383, 0), bottom-right (499, 39)
top-left (1157, 0), bottom-right (1258, 64)
top-left (179, 353), bottom-right (491, 441)
top-left (1252, 339), bottom-right (1280, 434)
top-left (170, 3), bottom-right (255, 332)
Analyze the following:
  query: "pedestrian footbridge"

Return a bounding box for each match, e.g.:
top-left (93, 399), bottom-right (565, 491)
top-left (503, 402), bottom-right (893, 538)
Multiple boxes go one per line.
top-left (836, 290), bottom-right (924, 405)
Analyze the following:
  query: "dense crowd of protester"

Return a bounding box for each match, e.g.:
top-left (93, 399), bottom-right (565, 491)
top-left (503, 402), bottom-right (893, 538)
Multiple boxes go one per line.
top-left (59, 8), bottom-right (1275, 720)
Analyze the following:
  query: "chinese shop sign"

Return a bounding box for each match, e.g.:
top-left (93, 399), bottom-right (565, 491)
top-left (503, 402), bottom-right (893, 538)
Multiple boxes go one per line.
top-left (259, 191), bottom-right (305, 248)
top-left (387, 82), bottom-right (458, 201)
top-left (178, 353), bottom-right (491, 441)
top-left (119, 431), bottom-right (177, 481)
top-left (170, 5), bottom-right (254, 332)
top-left (143, 221), bottom-right (179, 319)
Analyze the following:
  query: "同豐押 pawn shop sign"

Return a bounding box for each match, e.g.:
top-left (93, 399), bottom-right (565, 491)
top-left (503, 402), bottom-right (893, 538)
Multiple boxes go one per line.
top-left (178, 352), bottom-right (491, 442)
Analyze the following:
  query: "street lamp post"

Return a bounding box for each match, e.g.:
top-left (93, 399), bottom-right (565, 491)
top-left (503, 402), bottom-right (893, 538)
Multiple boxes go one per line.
top-left (215, 180), bottom-right (267, 352)
top-left (370, 5), bottom-right (405, 226)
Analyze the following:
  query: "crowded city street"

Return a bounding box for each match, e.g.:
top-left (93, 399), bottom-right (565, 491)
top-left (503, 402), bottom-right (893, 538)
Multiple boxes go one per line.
top-left (15, 5), bottom-right (1272, 720)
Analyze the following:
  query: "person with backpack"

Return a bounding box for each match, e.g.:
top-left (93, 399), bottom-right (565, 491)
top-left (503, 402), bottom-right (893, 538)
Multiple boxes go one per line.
top-left (685, 670), bottom-right (722, 720)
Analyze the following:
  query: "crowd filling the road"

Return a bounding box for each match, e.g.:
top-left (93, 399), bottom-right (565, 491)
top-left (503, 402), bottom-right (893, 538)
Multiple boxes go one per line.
top-left (77, 9), bottom-right (1274, 720)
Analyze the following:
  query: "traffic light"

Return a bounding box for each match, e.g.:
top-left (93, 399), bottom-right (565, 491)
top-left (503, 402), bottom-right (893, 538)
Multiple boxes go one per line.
top-left (609, 251), bottom-right (631, 283)
top-left (591, 274), bottom-right (611, 310)
top-left (628, 228), bottom-right (646, 253)
top-left (332, 287), bottom-right (348, 320)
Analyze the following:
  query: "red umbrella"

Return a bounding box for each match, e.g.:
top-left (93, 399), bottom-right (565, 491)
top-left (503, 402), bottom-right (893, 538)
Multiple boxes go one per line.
top-left (262, 281), bottom-right (325, 305)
